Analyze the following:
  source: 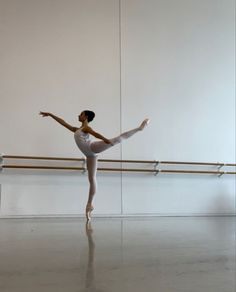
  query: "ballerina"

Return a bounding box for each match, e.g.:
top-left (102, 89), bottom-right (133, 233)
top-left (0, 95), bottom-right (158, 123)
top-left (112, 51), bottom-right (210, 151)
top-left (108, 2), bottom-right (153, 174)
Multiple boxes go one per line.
top-left (39, 110), bottom-right (149, 221)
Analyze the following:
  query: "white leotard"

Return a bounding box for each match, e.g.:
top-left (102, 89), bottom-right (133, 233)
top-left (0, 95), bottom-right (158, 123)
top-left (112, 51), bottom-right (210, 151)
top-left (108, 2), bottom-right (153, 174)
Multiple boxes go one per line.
top-left (74, 128), bottom-right (97, 157)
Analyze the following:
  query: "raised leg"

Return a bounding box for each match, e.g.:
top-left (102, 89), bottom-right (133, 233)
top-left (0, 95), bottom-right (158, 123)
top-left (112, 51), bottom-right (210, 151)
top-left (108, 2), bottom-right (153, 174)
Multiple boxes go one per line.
top-left (90, 118), bottom-right (149, 154)
top-left (86, 156), bottom-right (97, 221)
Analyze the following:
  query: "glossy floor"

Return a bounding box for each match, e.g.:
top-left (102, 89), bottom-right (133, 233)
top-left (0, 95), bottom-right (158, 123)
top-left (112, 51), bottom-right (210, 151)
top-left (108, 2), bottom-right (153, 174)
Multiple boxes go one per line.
top-left (0, 217), bottom-right (235, 292)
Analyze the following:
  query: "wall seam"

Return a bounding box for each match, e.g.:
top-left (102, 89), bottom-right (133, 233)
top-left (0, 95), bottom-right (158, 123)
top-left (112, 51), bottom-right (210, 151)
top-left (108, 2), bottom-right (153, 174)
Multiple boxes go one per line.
top-left (119, 0), bottom-right (123, 216)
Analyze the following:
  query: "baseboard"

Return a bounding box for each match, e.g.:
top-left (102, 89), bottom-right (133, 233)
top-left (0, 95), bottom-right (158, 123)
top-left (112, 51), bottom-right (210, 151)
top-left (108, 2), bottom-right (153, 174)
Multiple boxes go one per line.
top-left (0, 213), bottom-right (235, 219)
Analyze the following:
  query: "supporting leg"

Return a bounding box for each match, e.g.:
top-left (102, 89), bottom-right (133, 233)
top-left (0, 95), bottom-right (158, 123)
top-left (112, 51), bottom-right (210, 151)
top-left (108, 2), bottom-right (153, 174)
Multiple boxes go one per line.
top-left (86, 156), bottom-right (98, 221)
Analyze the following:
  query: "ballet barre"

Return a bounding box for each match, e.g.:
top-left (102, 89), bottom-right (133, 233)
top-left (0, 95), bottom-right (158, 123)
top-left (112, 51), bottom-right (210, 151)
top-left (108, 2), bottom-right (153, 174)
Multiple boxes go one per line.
top-left (1, 155), bottom-right (235, 166)
top-left (0, 154), bottom-right (235, 176)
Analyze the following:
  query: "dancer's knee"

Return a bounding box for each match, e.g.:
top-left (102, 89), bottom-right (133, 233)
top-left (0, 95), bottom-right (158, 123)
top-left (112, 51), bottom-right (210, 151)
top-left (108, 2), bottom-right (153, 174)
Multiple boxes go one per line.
top-left (88, 175), bottom-right (96, 184)
top-left (110, 136), bottom-right (122, 145)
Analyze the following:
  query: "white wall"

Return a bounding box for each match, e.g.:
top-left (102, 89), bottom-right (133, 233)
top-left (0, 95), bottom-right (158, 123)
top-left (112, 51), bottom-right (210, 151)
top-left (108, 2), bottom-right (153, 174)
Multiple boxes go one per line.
top-left (0, 0), bottom-right (235, 217)
top-left (120, 0), bottom-right (235, 216)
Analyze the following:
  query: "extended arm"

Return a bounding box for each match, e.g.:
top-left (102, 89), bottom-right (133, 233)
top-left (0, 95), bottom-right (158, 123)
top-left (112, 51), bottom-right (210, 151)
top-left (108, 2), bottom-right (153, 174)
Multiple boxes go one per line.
top-left (39, 112), bottom-right (78, 132)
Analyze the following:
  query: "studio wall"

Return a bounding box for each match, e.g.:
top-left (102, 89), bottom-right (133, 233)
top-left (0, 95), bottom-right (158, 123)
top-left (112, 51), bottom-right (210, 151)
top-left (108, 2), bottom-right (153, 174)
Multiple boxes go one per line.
top-left (0, 0), bottom-right (235, 217)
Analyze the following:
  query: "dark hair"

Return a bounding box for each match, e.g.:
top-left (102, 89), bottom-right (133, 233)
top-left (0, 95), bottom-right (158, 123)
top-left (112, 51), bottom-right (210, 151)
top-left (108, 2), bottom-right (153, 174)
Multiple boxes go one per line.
top-left (84, 110), bottom-right (95, 122)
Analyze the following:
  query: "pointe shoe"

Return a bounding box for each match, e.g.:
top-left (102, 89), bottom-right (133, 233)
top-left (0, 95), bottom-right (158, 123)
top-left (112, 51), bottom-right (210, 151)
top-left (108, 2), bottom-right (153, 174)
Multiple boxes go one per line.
top-left (139, 118), bottom-right (150, 130)
top-left (86, 205), bottom-right (94, 221)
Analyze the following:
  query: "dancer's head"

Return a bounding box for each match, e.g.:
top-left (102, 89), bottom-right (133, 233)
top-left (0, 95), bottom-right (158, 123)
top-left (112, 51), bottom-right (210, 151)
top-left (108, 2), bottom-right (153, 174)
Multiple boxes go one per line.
top-left (79, 110), bottom-right (95, 123)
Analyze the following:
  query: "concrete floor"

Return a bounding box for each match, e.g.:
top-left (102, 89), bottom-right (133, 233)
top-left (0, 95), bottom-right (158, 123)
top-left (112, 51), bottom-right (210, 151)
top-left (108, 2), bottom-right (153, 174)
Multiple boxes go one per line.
top-left (0, 217), bottom-right (235, 292)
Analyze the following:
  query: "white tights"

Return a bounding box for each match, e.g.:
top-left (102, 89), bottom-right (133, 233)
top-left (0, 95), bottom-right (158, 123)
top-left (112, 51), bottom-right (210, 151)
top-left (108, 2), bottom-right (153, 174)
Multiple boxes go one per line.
top-left (86, 126), bottom-right (141, 206)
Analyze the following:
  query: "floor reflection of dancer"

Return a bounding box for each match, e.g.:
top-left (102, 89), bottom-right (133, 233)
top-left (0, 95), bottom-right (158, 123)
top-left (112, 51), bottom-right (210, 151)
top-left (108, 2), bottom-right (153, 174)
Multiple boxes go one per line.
top-left (85, 222), bottom-right (96, 291)
top-left (40, 110), bottom-right (149, 221)
top-left (85, 222), bottom-right (106, 292)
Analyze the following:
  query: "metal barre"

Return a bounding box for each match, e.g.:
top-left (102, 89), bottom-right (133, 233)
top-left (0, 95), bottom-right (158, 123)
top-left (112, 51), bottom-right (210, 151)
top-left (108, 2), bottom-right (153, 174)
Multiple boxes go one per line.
top-left (1, 154), bottom-right (235, 175)
top-left (1, 164), bottom-right (236, 175)
top-left (1, 165), bottom-right (154, 172)
top-left (1, 154), bottom-right (236, 167)
top-left (2, 155), bottom-right (85, 162)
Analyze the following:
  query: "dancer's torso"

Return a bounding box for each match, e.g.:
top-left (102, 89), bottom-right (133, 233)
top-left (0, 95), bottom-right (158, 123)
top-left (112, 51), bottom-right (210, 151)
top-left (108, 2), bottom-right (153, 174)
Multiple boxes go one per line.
top-left (74, 128), bottom-right (97, 157)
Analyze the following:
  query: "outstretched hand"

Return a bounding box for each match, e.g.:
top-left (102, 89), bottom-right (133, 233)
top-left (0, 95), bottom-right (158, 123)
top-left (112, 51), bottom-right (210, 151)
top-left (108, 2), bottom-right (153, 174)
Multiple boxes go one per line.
top-left (39, 111), bottom-right (51, 117)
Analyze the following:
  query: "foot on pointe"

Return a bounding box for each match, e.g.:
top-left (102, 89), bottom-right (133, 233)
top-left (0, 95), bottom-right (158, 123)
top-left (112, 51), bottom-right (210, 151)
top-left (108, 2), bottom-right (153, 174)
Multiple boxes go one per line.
top-left (86, 205), bottom-right (94, 221)
top-left (139, 118), bottom-right (150, 130)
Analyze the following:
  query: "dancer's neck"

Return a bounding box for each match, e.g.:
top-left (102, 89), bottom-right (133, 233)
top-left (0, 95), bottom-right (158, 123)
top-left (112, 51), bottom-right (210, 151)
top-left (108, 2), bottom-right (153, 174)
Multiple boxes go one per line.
top-left (82, 120), bottom-right (89, 127)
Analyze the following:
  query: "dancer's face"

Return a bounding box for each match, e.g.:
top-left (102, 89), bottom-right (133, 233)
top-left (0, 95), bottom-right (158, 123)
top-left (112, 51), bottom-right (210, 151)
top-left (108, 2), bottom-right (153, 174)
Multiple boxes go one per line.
top-left (78, 112), bottom-right (87, 122)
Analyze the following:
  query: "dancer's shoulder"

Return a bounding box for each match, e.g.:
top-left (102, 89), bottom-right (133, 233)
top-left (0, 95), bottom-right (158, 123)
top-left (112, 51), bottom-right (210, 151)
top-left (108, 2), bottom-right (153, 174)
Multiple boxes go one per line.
top-left (82, 125), bottom-right (93, 133)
